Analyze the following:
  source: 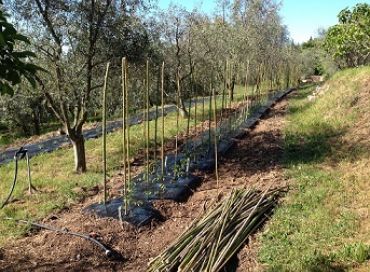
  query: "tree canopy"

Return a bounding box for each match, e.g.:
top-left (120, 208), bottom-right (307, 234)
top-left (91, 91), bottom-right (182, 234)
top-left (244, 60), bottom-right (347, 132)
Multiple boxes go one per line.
top-left (0, 0), bottom-right (39, 95)
top-left (324, 3), bottom-right (370, 68)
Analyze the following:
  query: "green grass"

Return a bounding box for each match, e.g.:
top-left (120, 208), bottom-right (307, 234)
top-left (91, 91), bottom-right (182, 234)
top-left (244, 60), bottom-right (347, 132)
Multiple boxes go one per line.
top-left (258, 66), bottom-right (370, 271)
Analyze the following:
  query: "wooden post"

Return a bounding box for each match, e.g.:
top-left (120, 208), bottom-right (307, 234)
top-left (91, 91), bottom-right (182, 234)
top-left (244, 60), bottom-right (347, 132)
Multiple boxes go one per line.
top-left (102, 62), bottom-right (110, 205)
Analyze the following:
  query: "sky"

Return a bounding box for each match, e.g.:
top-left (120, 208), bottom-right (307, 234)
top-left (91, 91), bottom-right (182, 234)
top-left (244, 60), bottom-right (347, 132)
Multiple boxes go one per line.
top-left (157, 0), bottom-right (370, 44)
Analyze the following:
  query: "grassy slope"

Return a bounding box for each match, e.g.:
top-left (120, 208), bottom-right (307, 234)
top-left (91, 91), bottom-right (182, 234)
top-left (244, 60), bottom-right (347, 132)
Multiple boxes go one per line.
top-left (0, 86), bottom-right (257, 244)
top-left (259, 67), bottom-right (370, 271)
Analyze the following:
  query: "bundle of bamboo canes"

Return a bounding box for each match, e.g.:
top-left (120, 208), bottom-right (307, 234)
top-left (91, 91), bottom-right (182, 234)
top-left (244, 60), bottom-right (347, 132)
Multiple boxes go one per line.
top-left (148, 188), bottom-right (281, 272)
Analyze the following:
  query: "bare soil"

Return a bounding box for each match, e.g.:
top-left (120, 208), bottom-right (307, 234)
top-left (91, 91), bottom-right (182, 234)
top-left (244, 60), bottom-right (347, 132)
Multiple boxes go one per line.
top-left (0, 95), bottom-right (291, 272)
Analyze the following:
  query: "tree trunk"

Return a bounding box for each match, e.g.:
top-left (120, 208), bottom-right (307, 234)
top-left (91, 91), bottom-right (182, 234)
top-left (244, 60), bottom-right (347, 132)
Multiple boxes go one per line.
top-left (230, 78), bottom-right (235, 101)
top-left (21, 123), bottom-right (31, 136)
top-left (179, 97), bottom-right (189, 118)
top-left (32, 109), bottom-right (41, 135)
top-left (70, 132), bottom-right (87, 173)
top-left (227, 79), bottom-right (235, 102)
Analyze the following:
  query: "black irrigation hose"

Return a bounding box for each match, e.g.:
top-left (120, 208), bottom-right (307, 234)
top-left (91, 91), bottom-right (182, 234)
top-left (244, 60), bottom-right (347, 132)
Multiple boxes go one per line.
top-left (0, 149), bottom-right (22, 209)
top-left (1, 147), bottom-right (37, 209)
top-left (1, 149), bottom-right (123, 261)
top-left (4, 217), bottom-right (124, 261)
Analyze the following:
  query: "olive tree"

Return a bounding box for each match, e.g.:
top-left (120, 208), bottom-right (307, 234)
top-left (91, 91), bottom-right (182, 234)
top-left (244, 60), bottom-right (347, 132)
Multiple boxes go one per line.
top-left (9, 0), bottom-right (149, 172)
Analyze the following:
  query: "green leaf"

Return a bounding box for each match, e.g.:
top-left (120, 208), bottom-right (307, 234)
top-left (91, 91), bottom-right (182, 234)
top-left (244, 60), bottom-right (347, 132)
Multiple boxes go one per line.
top-left (0, 82), bottom-right (14, 95)
top-left (13, 51), bottom-right (37, 58)
top-left (13, 33), bottom-right (30, 44)
top-left (0, 32), bottom-right (5, 46)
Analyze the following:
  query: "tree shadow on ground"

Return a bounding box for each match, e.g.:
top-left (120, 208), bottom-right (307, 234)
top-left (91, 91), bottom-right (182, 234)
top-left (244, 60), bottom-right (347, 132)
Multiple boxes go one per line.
top-left (283, 122), bottom-right (345, 166)
top-left (303, 254), bottom-right (353, 272)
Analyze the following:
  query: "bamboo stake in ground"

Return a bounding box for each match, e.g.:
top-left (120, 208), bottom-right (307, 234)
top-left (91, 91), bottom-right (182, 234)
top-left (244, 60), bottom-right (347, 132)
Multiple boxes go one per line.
top-left (161, 62), bottom-right (165, 178)
top-left (121, 57), bottom-right (127, 214)
top-left (221, 61), bottom-right (226, 124)
top-left (244, 60), bottom-right (250, 120)
top-left (194, 83), bottom-right (197, 133)
top-left (146, 59), bottom-right (150, 185)
top-left (175, 68), bottom-right (180, 162)
top-left (228, 61), bottom-right (232, 108)
top-left (154, 67), bottom-right (159, 162)
top-left (186, 73), bottom-right (193, 137)
top-left (228, 61), bottom-right (232, 133)
top-left (212, 86), bottom-right (219, 191)
top-left (125, 61), bottom-right (131, 194)
top-left (102, 62), bottom-right (110, 205)
top-left (208, 83), bottom-right (212, 151)
top-left (201, 82), bottom-right (205, 146)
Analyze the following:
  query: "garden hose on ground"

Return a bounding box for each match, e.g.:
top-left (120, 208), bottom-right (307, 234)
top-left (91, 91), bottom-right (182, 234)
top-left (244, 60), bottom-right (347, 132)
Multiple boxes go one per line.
top-left (0, 147), bottom-right (27, 209)
top-left (4, 217), bottom-right (123, 260)
top-left (1, 148), bottom-right (123, 261)
top-left (0, 147), bottom-right (37, 209)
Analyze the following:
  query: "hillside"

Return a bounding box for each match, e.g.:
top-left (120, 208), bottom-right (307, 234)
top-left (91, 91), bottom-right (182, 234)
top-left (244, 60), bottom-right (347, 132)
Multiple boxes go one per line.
top-left (259, 67), bottom-right (370, 271)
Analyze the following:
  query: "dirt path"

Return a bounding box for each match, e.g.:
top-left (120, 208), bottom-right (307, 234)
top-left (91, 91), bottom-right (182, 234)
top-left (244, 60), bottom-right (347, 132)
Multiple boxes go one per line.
top-left (0, 94), bottom-right (291, 272)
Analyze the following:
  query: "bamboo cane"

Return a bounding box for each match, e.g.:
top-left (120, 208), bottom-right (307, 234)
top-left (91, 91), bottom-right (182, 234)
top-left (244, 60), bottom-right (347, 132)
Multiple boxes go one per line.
top-left (175, 68), bottom-right (180, 162)
top-left (229, 61), bottom-right (232, 108)
top-left (221, 61), bottom-right (226, 123)
top-left (212, 86), bottom-right (219, 191)
top-left (201, 83), bottom-right (205, 146)
top-left (208, 83), bottom-right (212, 152)
top-left (146, 59), bottom-right (150, 185)
top-left (244, 60), bottom-right (250, 120)
top-left (122, 57), bottom-right (127, 215)
top-left (227, 61), bottom-right (232, 133)
top-left (102, 62), bottom-right (110, 205)
top-left (154, 66), bottom-right (160, 163)
top-left (187, 73), bottom-right (193, 137)
top-left (125, 61), bottom-right (131, 193)
top-left (154, 108), bottom-right (158, 162)
top-left (194, 84), bottom-right (197, 132)
top-left (161, 62), bottom-right (165, 178)
top-left (148, 188), bottom-right (281, 272)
